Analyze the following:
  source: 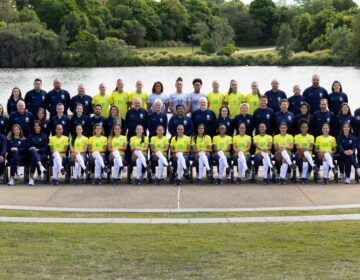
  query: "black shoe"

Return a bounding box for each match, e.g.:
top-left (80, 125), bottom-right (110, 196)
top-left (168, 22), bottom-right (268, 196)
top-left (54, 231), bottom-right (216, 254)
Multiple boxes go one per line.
top-left (183, 169), bottom-right (190, 179)
top-left (196, 178), bottom-right (203, 186)
top-left (263, 179), bottom-right (269, 185)
top-left (154, 178), bottom-right (160, 185)
top-left (236, 178), bottom-right (242, 185)
top-left (332, 167), bottom-right (338, 175)
top-left (217, 178), bottom-right (223, 185)
top-left (175, 179), bottom-right (181, 186)
top-left (207, 169), bottom-right (213, 177)
top-left (291, 164), bottom-right (297, 170)
top-left (245, 169), bottom-right (251, 179)
top-left (60, 168), bottom-right (66, 176)
top-left (73, 179), bottom-right (78, 185)
top-left (52, 179), bottom-right (59, 186)
top-left (112, 178), bottom-right (119, 185)
top-left (301, 178), bottom-right (307, 185)
top-left (93, 178), bottom-right (101, 185)
top-left (103, 166), bottom-right (111, 174)
top-left (279, 178), bottom-right (285, 185)
top-left (133, 179), bottom-right (141, 186)
top-left (270, 166), bottom-right (276, 174)
top-left (313, 166), bottom-right (319, 173)
top-left (84, 168), bottom-right (91, 176)
top-left (323, 178), bottom-right (329, 185)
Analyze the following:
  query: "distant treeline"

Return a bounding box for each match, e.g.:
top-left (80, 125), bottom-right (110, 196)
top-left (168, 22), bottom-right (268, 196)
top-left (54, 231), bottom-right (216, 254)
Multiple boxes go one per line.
top-left (0, 0), bottom-right (359, 67)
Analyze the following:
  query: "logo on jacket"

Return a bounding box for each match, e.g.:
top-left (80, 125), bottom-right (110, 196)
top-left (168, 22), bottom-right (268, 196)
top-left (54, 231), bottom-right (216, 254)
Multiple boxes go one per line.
top-left (61, 94), bottom-right (65, 99)
top-left (327, 117), bottom-right (330, 122)
top-left (25, 117), bottom-right (29, 122)
top-left (266, 114), bottom-right (270, 119)
top-left (85, 100), bottom-right (89, 105)
top-left (140, 113), bottom-right (143, 119)
top-left (206, 115), bottom-right (210, 120)
top-left (184, 120), bottom-right (187, 125)
top-left (319, 92), bottom-right (323, 98)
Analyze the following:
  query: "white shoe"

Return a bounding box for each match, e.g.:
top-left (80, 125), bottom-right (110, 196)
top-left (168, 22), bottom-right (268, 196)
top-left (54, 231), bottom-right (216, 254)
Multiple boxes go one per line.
top-left (80, 174), bottom-right (86, 180)
top-left (28, 178), bottom-right (35, 186)
top-left (345, 177), bottom-right (351, 184)
top-left (340, 173), bottom-right (344, 180)
top-left (17, 167), bottom-right (23, 177)
top-left (8, 178), bottom-right (15, 186)
top-left (122, 166), bottom-right (127, 173)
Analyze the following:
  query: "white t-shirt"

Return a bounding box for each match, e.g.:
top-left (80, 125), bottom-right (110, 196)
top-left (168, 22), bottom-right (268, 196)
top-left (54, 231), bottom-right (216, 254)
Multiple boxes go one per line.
top-left (148, 93), bottom-right (169, 114)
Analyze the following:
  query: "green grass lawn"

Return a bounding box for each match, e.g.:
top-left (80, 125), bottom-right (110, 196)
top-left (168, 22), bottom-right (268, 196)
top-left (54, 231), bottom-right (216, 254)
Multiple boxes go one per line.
top-left (0, 208), bottom-right (359, 218)
top-left (1, 221), bottom-right (359, 279)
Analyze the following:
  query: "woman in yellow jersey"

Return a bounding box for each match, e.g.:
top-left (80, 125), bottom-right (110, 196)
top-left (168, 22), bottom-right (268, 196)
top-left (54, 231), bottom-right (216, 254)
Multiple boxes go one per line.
top-left (207, 80), bottom-right (225, 117)
top-left (49, 124), bottom-right (69, 185)
top-left (110, 79), bottom-right (128, 120)
top-left (294, 121), bottom-right (319, 184)
top-left (253, 123), bottom-right (275, 184)
top-left (245, 81), bottom-right (261, 115)
top-left (130, 125), bottom-right (149, 186)
top-left (89, 124), bottom-right (109, 185)
top-left (170, 124), bottom-right (191, 186)
top-left (233, 123), bottom-right (252, 184)
top-left (224, 79), bottom-right (245, 117)
top-left (191, 123), bottom-right (213, 185)
top-left (127, 80), bottom-right (148, 109)
top-left (108, 124), bottom-right (127, 185)
top-left (315, 123), bottom-right (338, 184)
top-left (70, 124), bottom-right (90, 185)
top-left (213, 124), bottom-right (233, 185)
top-left (273, 122), bottom-right (296, 184)
top-left (150, 125), bottom-right (169, 185)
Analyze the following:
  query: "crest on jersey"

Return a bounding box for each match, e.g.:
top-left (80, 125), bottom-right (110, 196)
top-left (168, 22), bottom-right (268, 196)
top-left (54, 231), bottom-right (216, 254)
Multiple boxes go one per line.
top-left (266, 114), bottom-right (270, 119)
top-left (288, 116), bottom-right (292, 121)
top-left (184, 120), bottom-right (187, 125)
top-left (160, 118), bottom-right (163, 122)
top-left (140, 113), bottom-right (143, 119)
top-left (319, 92), bottom-right (323, 98)
top-left (340, 97), bottom-right (343, 102)
top-left (18, 141), bottom-right (21, 145)
top-left (42, 96), bottom-right (45, 101)
top-left (25, 117), bottom-right (29, 122)
top-left (327, 117), bottom-right (330, 122)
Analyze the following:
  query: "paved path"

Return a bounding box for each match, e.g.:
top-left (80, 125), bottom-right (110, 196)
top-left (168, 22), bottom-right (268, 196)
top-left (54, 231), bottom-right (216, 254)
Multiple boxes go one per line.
top-left (0, 183), bottom-right (359, 210)
top-left (235, 47), bottom-right (275, 54)
top-left (1, 214), bottom-right (360, 224)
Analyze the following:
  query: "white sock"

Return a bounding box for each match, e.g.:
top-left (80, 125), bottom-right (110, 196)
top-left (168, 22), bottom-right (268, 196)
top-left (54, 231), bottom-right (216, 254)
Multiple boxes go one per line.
top-left (218, 158), bottom-right (225, 179)
top-left (76, 153), bottom-right (86, 170)
top-left (280, 163), bottom-right (288, 179)
top-left (217, 150), bottom-right (229, 169)
top-left (112, 150), bottom-right (123, 168)
top-left (324, 152), bottom-right (335, 168)
top-left (135, 150), bottom-right (147, 168)
top-left (198, 157), bottom-right (204, 179)
top-left (302, 162), bottom-right (309, 178)
top-left (304, 151), bottom-right (315, 167)
top-left (113, 158), bottom-right (120, 179)
top-left (281, 150), bottom-right (292, 166)
top-left (136, 158), bottom-right (142, 179)
top-left (261, 152), bottom-right (272, 167)
top-left (199, 151), bottom-right (210, 170)
top-left (237, 157), bottom-right (243, 178)
top-left (263, 158), bottom-right (269, 179)
top-left (94, 159), bottom-right (102, 178)
top-left (323, 161), bottom-right (329, 178)
top-left (177, 158), bottom-right (183, 179)
top-left (53, 160), bottom-right (59, 180)
top-left (74, 162), bottom-right (80, 179)
top-left (53, 151), bottom-right (64, 170)
top-left (238, 151), bottom-right (248, 171)
top-left (176, 152), bottom-right (187, 171)
top-left (92, 151), bottom-right (105, 168)
top-left (158, 160), bottom-right (164, 179)
top-left (156, 151), bottom-right (168, 166)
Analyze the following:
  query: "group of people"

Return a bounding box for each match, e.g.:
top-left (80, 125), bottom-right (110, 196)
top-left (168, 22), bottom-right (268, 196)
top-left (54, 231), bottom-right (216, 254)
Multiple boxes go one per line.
top-left (2, 74), bottom-right (360, 186)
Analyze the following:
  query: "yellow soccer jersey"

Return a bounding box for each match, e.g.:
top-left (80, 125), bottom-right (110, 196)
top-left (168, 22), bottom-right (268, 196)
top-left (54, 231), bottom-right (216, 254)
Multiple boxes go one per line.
top-left (253, 134), bottom-right (273, 154)
top-left (170, 135), bottom-right (191, 153)
top-left (225, 92), bottom-right (245, 117)
top-left (89, 135), bottom-right (108, 153)
top-left (130, 136), bottom-right (149, 154)
top-left (49, 135), bottom-right (69, 156)
top-left (273, 134), bottom-right (294, 152)
top-left (92, 94), bottom-right (111, 118)
top-left (191, 135), bottom-right (212, 153)
top-left (127, 92), bottom-right (148, 109)
top-left (294, 133), bottom-right (314, 154)
top-left (245, 93), bottom-right (260, 115)
top-left (213, 135), bottom-right (232, 156)
top-left (73, 135), bottom-right (89, 153)
top-left (207, 92), bottom-right (225, 117)
top-left (110, 91), bottom-right (128, 119)
top-left (110, 135), bottom-right (127, 155)
top-left (233, 134), bottom-right (252, 155)
top-left (150, 136), bottom-right (169, 155)
top-left (315, 135), bottom-right (337, 152)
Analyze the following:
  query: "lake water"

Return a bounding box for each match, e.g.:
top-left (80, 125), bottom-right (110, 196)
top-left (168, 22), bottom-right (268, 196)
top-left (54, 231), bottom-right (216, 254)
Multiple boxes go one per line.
top-left (0, 66), bottom-right (359, 111)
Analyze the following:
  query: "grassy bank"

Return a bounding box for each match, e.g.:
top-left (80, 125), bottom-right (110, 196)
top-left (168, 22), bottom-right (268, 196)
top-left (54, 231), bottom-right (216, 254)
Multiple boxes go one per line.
top-left (1, 221), bottom-right (359, 279)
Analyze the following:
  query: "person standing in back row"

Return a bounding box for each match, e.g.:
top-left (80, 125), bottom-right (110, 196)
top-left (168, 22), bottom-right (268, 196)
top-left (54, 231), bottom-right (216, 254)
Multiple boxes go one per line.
top-left (25, 78), bottom-right (47, 116)
top-left (92, 83), bottom-right (111, 118)
top-left (303, 74), bottom-right (328, 114)
top-left (44, 79), bottom-right (70, 117)
top-left (189, 78), bottom-right (206, 113)
top-left (264, 79), bottom-right (287, 112)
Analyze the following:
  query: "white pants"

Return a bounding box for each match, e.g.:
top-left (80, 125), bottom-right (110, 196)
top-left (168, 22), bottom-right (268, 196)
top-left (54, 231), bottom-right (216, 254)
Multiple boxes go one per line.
top-left (92, 151), bottom-right (105, 179)
top-left (52, 151), bottom-right (64, 180)
top-left (217, 151), bottom-right (229, 179)
top-left (112, 150), bottom-right (124, 179)
top-left (304, 151), bottom-right (315, 167)
top-left (155, 151), bottom-right (168, 179)
top-left (323, 152), bottom-right (334, 179)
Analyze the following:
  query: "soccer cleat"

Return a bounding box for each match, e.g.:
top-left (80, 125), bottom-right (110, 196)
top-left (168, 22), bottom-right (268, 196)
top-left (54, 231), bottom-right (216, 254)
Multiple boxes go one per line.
top-left (8, 178), bottom-right (15, 186)
top-left (236, 177), bottom-right (242, 185)
top-left (52, 179), bottom-right (59, 186)
top-left (345, 178), bottom-right (351, 184)
top-left (133, 179), bottom-right (141, 186)
top-left (73, 179), bottom-right (78, 185)
top-left (322, 178), bottom-right (329, 185)
top-left (217, 178), bottom-right (223, 185)
top-left (60, 168), bottom-right (66, 176)
top-left (263, 178), bottom-right (269, 185)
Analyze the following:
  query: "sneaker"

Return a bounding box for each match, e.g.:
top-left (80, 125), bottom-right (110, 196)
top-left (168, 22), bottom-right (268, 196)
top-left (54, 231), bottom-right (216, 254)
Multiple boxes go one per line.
top-left (28, 178), bottom-right (34, 186)
top-left (60, 168), bottom-right (66, 176)
top-left (345, 178), bottom-right (351, 184)
top-left (133, 179), bottom-right (141, 186)
top-left (52, 179), bottom-right (59, 186)
top-left (322, 178), bottom-right (329, 185)
top-left (236, 177), bottom-right (242, 185)
top-left (217, 178), bottom-right (223, 185)
top-left (103, 166), bottom-right (111, 174)
top-left (263, 178), bottom-right (269, 185)
top-left (73, 179), bottom-right (78, 185)
top-left (155, 178), bottom-right (160, 185)
top-left (175, 179), bottom-right (181, 186)
top-left (301, 178), bottom-right (307, 185)
top-left (196, 178), bottom-right (203, 186)
top-left (226, 168), bottom-right (232, 180)
top-left (279, 178), bottom-right (285, 185)
top-left (332, 167), bottom-right (338, 175)
top-left (290, 164), bottom-right (297, 170)
top-left (17, 167), bottom-right (23, 177)
top-left (93, 178), bottom-right (101, 185)
top-left (8, 178), bottom-right (15, 186)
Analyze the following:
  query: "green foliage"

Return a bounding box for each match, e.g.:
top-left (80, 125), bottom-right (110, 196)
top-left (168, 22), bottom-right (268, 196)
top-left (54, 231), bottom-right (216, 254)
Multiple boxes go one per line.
top-left (122, 19), bottom-right (146, 47)
top-left (97, 37), bottom-right (135, 66)
top-left (0, 22), bottom-right (60, 67)
top-left (209, 17), bottom-right (235, 53)
top-left (276, 23), bottom-right (292, 62)
top-left (351, 12), bottom-right (360, 63)
top-left (200, 39), bottom-right (215, 54)
top-left (219, 43), bottom-right (238, 56)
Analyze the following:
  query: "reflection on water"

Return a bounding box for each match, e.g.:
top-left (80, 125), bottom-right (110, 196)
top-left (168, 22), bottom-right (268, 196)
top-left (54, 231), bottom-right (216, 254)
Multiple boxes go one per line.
top-left (0, 66), bottom-right (359, 111)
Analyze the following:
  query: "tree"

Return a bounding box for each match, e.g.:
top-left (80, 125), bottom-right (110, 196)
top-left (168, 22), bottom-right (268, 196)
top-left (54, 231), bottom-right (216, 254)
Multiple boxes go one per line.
top-left (328, 26), bottom-right (352, 59)
top-left (296, 12), bottom-right (313, 50)
top-left (97, 37), bottom-right (134, 66)
top-left (276, 23), bottom-right (292, 61)
top-left (63, 11), bottom-right (90, 43)
top-left (0, 0), bottom-right (17, 23)
top-left (18, 8), bottom-right (40, 23)
top-left (209, 17), bottom-right (235, 53)
top-left (189, 21), bottom-right (209, 44)
top-left (122, 19), bottom-right (146, 46)
top-left (351, 12), bottom-right (360, 62)
top-left (69, 30), bottom-right (98, 66)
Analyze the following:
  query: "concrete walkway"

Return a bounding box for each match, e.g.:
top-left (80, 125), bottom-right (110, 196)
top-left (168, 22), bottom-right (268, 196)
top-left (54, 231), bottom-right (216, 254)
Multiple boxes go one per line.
top-left (1, 214), bottom-right (360, 224)
top-left (0, 183), bottom-right (359, 210)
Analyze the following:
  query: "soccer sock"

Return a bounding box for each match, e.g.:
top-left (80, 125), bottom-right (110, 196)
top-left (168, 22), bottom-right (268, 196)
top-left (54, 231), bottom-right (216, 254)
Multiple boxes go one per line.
top-left (94, 160), bottom-right (102, 179)
top-left (135, 150), bottom-right (147, 168)
top-left (53, 159), bottom-right (59, 180)
top-left (323, 161), bottom-right (329, 179)
top-left (112, 150), bottom-right (123, 168)
top-left (262, 158), bottom-right (269, 179)
top-left (76, 153), bottom-right (86, 170)
top-left (324, 152), bottom-right (335, 168)
top-left (177, 158), bottom-right (183, 179)
top-left (53, 151), bottom-right (64, 170)
top-left (74, 162), bottom-right (80, 179)
top-left (158, 160), bottom-right (164, 179)
top-left (136, 158), bottom-right (142, 180)
top-left (280, 163), bottom-right (288, 179)
top-left (156, 151), bottom-right (168, 166)
top-left (218, 158), bottom-right (225, 179)
top-left (281, 150), bottom-right (292, 166)
top-left (304, 151), bottom-right (315, 168)
top-left (217, 150), bottom-right (229, 169)
top-left (176, 152), bottom-right (187, 171)
top-left (302, 162), bottom-right (309, 178)
top-left (237, 157), bottom-right (243, 178)
top-left (92, 151), bottom-right (105, 168)
top-left (198, 157), bottom-right (204, 179)
top-left (113, 158), bottom-right (120, 179)
top-left (261, 152), bottom-right (272, 167)
top-left (199, 151), bottom-right (210, 170)
top-left (238, 151), bottom-right (248, 171)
